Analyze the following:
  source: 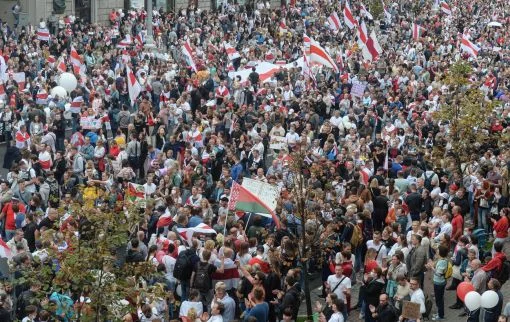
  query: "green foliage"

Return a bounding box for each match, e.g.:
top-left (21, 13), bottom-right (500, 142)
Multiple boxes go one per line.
top-left (432, 61), bottom-right (497, 174)
top-left (369, 0), bottom-right (384, 20)
top-left (14, 188), bottom-right (164, 321)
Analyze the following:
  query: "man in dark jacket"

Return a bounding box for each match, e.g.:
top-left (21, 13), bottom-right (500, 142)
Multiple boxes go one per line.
top-left (3, 140), bottom-right (21, 169)
top-left (370, 293), bottom-right (398, 322)
top-left (277, 275), bottom-right (301, 321)
top-left (125, 239), bottom-right (145, 263)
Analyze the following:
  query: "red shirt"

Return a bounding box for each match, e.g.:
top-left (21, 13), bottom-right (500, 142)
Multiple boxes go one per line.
top-left (2, 202), bottom-right (26, 230)
top-left (451, 213), bottom-right (464, 241)
top-left (493, 216), bottom-right (509, 239)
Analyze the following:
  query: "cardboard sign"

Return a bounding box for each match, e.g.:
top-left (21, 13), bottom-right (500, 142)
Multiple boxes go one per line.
top-left (401, 301), bottom-right (421, 320)
top-left (241, 177), bottom-right (279, 212)
top-left (351, 81), bottom-right (367, 98)
top-left (269, 136), bottom-right (287, 150)
top-left (80, 117), bottom-right (102, 130)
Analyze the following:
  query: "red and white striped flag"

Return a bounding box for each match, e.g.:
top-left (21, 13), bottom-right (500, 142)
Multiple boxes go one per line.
top-left (440, 1), bottom-right (452, 15)
top-left (310, 38), bottom-right (339, 73)
top-left (157, 211), bottom-right (173, 228)
top-left (412, 23), bottom-right (425, 41)
top-left (70, 46), bottom-right (81, 68)
top-left (70, 96), bottom-right (83, 113)
top-left (336, 47), bottom-right (344, 70)
top-left (361, 31), bottom-right (383, 62)
top-left (57, 57), bottom-right (67, 73)
top-left (275, 60), bottom-right (287, 66)
top-left (181, 40), bottom-right (197, 72)
top-left (302, 52), bottom-right (316, 84)
top-left (36, 89), bottom-right (48, 105)
top-left (461, 35), bottom-right (480, 57)
top-left (327, 12), bottom-right (341, 33)
top-left (360, 2), bottom-right (373, 20)
top-left (47, 55), bottom-right (56, 65)
top-left (357, 20), bottom-right (368, 46)
top-left (13, 72), bottom-right (25, 91)
top-left (303, 34), bottom-right (311, 56)
top-left (126, 66), bottom-right (142, 106)
top-left (134, 31), bottom-right (145, 46)
top-left (117, 34), bottom-right (132, 48)
top-left (343, 1), bottom-right (357, 29)
top-left (37, 28), bottom-right (51, 41)
top-left (224, 43), bottom-right (240, 60)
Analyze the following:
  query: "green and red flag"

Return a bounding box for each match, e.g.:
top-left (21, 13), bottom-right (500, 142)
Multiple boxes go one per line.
top-left (228, 182), bottom-right (281, 229)
top-left (126, 182), bottom-right (146, 207)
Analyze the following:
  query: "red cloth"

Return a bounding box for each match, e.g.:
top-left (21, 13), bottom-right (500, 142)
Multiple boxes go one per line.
top-left (248, 257), bottom-right (270, 274)
top-left (2, 202), bottom-right (26, 231)
top-left (482, 252), bottom-right (507, 273)
top-left (451, 213), bottom-right (464, 241)
top-left (364, 259), bottom-right (379, 273)
top-left (493, 216), bottom-right (509, 239)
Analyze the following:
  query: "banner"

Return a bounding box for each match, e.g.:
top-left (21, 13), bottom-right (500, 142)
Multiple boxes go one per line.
top-left (351, 81), bottom-right (367, 98)
top-left (80, 117), bottom-right (102, 130)
top-left (241, 178), bottom-right (279, 212)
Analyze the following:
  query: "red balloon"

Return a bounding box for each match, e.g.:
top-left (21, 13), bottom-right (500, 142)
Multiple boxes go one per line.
top-left (457, 282), bottom-right (475, 302)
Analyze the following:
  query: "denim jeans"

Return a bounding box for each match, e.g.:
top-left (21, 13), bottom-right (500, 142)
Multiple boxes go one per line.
top-left (180, 280), bottom-right (190, 301)
top-left (434, 283), bottom-right (446, 318)
top-left (478, 207), bottom-right (489, 230)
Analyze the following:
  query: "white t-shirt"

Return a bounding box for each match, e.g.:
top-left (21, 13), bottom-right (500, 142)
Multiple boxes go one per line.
top-left (179, 301), bottom-right (203, 318)
top-left (366, 240), bottom-right (388, 266)
top-left (328, 312), bottom-right (344, 322)
top-left (162, 255), bottom-right (176, 283)
top-left (326, 274), bottom-right (351, 301)
top-left (410, 288), bottom-right (426, 314)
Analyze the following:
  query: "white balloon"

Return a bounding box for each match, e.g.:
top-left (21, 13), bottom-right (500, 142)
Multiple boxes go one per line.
top-left (58, 73), bottom-right (78, 92)
top-left (465, 291), bottom-right (482, 311)
top-left (50, 86), bottom-right (68, 99)
top-left (481, 290), bottom-right (499, 308)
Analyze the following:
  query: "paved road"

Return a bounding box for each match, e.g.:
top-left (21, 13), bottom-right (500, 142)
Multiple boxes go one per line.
top-left (300, 241), bottom-right (510, 321)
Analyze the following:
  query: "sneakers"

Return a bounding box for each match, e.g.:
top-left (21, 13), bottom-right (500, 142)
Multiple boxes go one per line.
top-left (432, 316), bottom-right (445, 321)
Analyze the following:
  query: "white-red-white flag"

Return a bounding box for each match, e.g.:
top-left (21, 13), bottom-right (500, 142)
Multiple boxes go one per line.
top-left (302, 52), bottom-right (316, 84)
top-left (327, 12), bottom-right (341, 33)
top-left (361, 31), bottom-right (383, 62)
top-left (126, 66), bottom-right (142, 105)
top-left (460, 35), bottom-right (480, 57)
top-left (440, 1), bottom-right (452, 15)
top-left (310, 38), bottom-right (339, 73)
top-left (181, 41), bottom-right (197, 73)
top-left (343, 1), bottom-right (357, 29)
top-left (303, 34), bottom-right (311, 56)
top-left (0, 238), bottom-right (12, 259)
top-left (36, 89), bottom-right (48, 105)
top-left (117, 34), bottom-right (132, 48)
top-left (357, 20), bottom-right (368, 46)
top-left (57, 57), bottom-right (67, 73)
top-left (70, 96), bottom-right (83, 113)
top-left (37, 28), bottom-right (51, 41)
top-left (360, 2), bottom-right (373, 20)
top-left (13, 72), bottom-right (25, 91)
top-left (224, 43), bottom-right (241, 60)
top-left (70, 46), bottom-right (82, 68)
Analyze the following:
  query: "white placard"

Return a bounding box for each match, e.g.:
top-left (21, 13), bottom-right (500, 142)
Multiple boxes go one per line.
top-left (242, 178), bottom-right (279, 212)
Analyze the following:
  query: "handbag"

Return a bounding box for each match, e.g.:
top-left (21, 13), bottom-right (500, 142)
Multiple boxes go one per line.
top-left (452, 265), bottom-right (462, 280)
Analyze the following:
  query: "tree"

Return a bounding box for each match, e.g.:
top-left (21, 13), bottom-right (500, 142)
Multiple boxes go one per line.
top-left (14, 186), bottom-right (164, 321)
top-left (288, 144), bottom-right (325, 321)
top-left (431, 61), bottom-right (497, 180)
top-left (368, 0), bottom-right (384, 20)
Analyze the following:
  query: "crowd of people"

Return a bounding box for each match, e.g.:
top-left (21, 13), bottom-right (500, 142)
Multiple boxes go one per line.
top-left (0, 0), bottom-right (508, 321)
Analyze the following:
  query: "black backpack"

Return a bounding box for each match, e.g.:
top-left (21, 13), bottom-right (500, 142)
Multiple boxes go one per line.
top-left (173, 249), bottom-right (194, 281)
top-left (496, 259), bottom-right (510, 285)
top-left (193, 262), bottom-right (211, 291)
top-left (424, 171), bottom-right (435, 191)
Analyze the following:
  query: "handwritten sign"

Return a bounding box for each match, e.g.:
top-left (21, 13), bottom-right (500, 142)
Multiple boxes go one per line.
top-left (80, 117), bottom-right (102, 130)
top-left (350, 81), bottom-right (367, 98)
top-left (401, 301), bottom-right (421, 320)
top-left (242, 178), bottom-right (279, 212)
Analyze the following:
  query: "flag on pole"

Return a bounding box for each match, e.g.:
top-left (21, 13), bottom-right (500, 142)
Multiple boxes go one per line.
top-left (157, 209), bottom-right (173, 228)
top-left (309, 38), bottom-right (339, 73)
top-left (460, 35), bottom-right (480, 57)
top-left (360, 2), bottom-right (373, 20)
top-left (224, 43), bottom-right (241, 60)
top-left (440, 1), bottom-right (452, 15)
top-left (57, 57), bottom-right (67, 73)
top-left (126, 66), bottom-right (142, 106)
top-left (228, 182), bottom-right (281, 229)
top-left (361, 31), bottom-right (383, 61)
top-left (357, 20), bottom-right (368, 46)
top-left (343, 1), bottom-right (357, 29)
top-left (37, 28), bottom-right (51, 41)
top-left (135, 31), bottom-right (145, 46)
top-left (70, 46), bottom-right (81, 68)
top-left (412, 23), bottom-right (425, 41)
top-left (13, 72), bottom-right (25, 91)
top-left (303, 34), bottom-right (311, 56)
top-left (117, 34), bottom-right (132, 48)
top-left (70, 96), bottom-right (83, 113)
top-left (181, 40), bottom-right (198, 73)
top-left (302, 52), bottom-right (316, 85)
top-left (336, 47), bottom-right (344, 71)
top-left (327, 12), bottom-right (341, 33)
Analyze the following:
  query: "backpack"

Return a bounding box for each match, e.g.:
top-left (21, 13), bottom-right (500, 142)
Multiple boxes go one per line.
top-left (193, 262), bottom-right (211, 291)
top-left (173, 249), bottom-right (193, 281)
top-left (350, 223), bottom-right (362, 248)
top-left (496, 259), bottom-right (510, 285)
top-left (423, 171), bottom-right (435, 191)
top-left (444, 260), bottom-right (453, 279)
